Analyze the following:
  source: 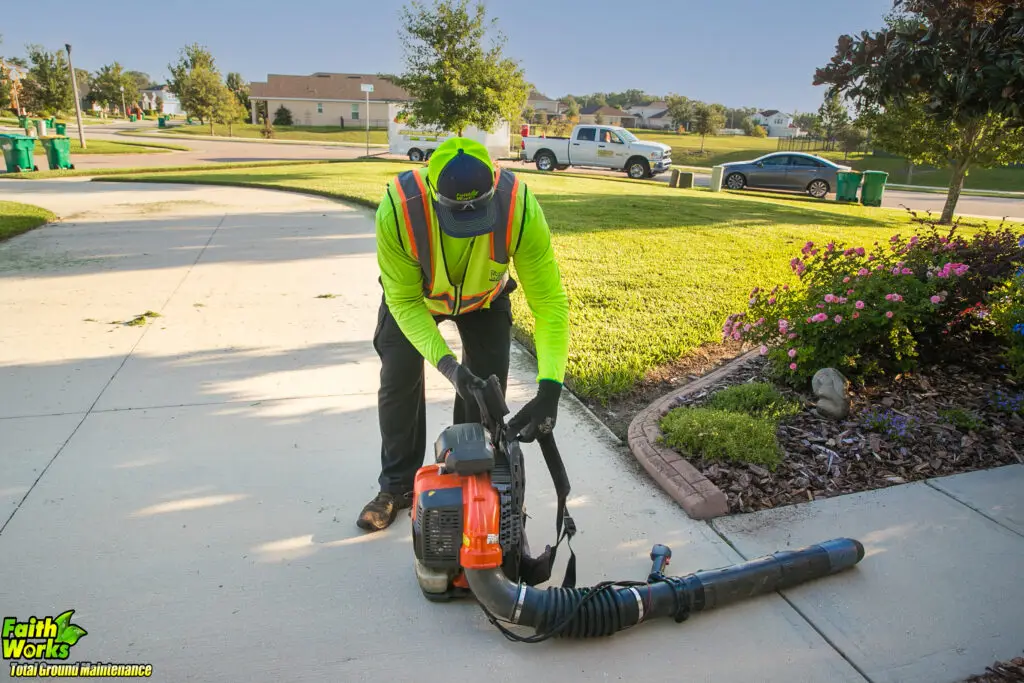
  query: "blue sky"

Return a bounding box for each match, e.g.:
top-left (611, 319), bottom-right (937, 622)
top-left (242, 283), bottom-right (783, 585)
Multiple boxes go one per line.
top-left (2, 0), bottom-right (895, 114)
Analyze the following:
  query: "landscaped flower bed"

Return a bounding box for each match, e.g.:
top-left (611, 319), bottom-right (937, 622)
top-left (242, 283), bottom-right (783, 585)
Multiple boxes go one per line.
top-left (658, 220), bottom-right (1024, 514)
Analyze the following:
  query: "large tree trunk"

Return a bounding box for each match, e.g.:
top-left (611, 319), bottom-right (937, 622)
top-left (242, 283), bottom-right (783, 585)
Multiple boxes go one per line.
top-left (940, 160), bottom-right (969, 224)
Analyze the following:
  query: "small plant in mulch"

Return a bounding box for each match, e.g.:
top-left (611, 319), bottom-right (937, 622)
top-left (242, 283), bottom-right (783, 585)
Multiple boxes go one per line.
top-left (658, 220), bottom-right (1024, 514)
top-left (961, 655), bottom-right (1024, 683)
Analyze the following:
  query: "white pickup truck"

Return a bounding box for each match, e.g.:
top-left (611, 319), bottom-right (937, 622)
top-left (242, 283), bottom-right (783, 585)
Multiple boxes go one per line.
top-left (521, 124), bottom-right (672, 179)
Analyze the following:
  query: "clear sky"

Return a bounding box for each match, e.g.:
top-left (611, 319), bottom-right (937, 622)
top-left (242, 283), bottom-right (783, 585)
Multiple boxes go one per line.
top-left (1, 0), bottom-right (895, 114)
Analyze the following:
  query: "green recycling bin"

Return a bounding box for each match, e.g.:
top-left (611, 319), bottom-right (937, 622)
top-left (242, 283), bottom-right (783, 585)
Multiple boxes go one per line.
top-left (860, 170), bottom-right (889, 207)
top-left (0, 134), bottom-right (39, 173)
top-left (48, 117), bottom-right (56, 129)
top-left (18, 116), bottom-right (28, 129)
top-left (158, 116), bottom-right (166, 128)
top-left (55, 123), bottom-right (67, 135)
top-left (129, 114), bottom-right (137, 122)
top-left (40, 136), bottom-right (73, 170)
top-left (835, 170), bottom-right (863, 202)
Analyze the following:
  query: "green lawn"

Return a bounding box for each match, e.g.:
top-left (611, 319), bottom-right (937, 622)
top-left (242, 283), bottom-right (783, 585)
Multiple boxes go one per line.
top-left (0, 115), bottom-right (115, 127)
top-left (629, 131), bottom-right (1024, 192)
top-left (93, 161), bottom-right (1019, 401)
top-left (164, 122), bottom-right (389, 144)
top-left (0, 159), bottom-right (341, 180)
top-left (51, 139), bottom-right (188, 155)
top-left (0, 201), bottom-right (57, 241)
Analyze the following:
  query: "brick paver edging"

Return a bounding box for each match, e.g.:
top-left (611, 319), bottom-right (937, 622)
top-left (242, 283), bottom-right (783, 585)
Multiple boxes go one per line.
top-left (626, 349), bottom-right (761, 519)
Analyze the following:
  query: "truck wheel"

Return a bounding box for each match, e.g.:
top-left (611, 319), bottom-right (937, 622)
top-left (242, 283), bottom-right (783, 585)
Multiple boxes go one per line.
top-left (626, 158), bottom-right (649, 179)
top-left (408, 148), bottom-right (424, 162)
top-left (535, 151), bottom-right (556, 171)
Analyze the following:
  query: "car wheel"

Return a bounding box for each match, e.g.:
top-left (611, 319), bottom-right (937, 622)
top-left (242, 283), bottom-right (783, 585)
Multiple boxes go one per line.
top-left (627, 158), bottom-right (649, 179)
top-left (725, 172), bottom-right (745, 190)
top-left (408, 148), bottom-right (424, 162)
top-left (535, 152), bottom-right (556, 171)
top-left (808, 179), bottom-right (829, 199)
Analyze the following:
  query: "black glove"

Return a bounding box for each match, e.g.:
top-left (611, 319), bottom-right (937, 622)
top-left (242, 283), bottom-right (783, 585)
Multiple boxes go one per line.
top-left (507, 380), bottom-right (562, 443)
top-left (437, 355), bottom-right (487, 403)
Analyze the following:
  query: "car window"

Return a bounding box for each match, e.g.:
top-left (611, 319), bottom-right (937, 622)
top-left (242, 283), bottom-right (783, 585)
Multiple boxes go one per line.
top-left (791, 156), bottom-right (822, 167)
top-left (576, 127), bottom-right (596, 142)
top-left (600, 129), bottom-right (624, 144)
top-left (760, 155), bottom-right (790, 166)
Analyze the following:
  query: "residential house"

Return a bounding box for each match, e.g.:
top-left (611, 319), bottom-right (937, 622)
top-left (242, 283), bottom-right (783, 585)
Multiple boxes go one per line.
top-left (526, 90), bottom-right (561, 116)
top-left (140, 85), bottom-right (182, 116)
top-left (626, 101), bottom-right (672, 129)
top-left (751, 109), bottom-right (800, 137)
top-left (578, 105), bottom-right (636, 128)
top-left (247, 72), bottom-right (413, 127)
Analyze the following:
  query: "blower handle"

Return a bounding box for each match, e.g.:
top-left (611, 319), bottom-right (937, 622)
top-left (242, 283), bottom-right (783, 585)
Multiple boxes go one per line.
top-left (649, 543), bottom-right (672, 578)
top-left (475, 375), bottom-right (509, 440)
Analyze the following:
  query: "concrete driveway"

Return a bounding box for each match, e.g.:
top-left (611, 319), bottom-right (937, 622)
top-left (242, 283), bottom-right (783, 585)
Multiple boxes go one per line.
top-left (1, 180), bottom-right (1021, 682)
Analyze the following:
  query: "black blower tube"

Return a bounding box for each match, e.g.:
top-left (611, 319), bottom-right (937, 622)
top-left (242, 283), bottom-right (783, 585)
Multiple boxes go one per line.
top-left (465, 538), bottom-right (864, 639)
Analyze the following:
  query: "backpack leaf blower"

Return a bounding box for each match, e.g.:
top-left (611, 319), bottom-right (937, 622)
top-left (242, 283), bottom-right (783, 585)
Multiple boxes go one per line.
top-left (411, 375), bottom-right (865, 642)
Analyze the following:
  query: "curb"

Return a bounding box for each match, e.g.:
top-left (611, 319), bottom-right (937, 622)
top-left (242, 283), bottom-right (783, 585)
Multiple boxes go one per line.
top-left (626, 348), bottom-right (761, 519)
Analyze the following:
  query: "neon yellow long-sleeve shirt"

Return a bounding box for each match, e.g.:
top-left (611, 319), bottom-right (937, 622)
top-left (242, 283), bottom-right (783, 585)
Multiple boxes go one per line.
top-left (374, 179), bottom-right (569, 384)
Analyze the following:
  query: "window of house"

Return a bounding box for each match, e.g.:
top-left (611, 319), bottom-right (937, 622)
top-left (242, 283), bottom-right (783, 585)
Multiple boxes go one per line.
top-left (351, 103), bottom-right (360, 120)
top-left (317, 102), bottom-right (323, 113)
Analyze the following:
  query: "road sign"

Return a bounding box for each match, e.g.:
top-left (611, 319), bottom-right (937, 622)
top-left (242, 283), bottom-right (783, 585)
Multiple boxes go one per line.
top-left (361, 84), bottom-right (374, 93)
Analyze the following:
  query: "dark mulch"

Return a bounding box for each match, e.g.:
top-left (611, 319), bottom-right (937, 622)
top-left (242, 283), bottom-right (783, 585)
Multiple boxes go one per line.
top-left (662, 339), bottom-right (1024, 514)
top-left (961, 656), bottom-right (1024, 682)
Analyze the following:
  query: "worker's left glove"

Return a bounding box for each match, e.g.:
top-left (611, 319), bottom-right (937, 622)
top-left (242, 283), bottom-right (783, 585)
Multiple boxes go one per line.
top-left (508, 380), bottom-right (562, 443)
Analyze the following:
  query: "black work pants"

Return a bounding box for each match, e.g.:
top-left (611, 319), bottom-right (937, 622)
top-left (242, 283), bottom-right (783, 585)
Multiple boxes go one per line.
top-left (372, 285), bottom-right (514, 495)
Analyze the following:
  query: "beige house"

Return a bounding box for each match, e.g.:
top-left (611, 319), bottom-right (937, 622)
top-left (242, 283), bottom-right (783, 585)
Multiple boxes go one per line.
top-left (578, 105), bottom-right (636, 128)
top-left (247, 72), bottom-right (413, 127)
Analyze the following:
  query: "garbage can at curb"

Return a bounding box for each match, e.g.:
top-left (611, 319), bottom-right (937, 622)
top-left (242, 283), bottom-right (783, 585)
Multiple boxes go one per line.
top-left (674, 171), bottom-right (694, 188)
top-left (35, 119), bottom-right (48, 137)
top-left (709, 165), bottom-right (724, 192)
top-left (0, 134), bottom-right (40, 173)
top-left (835, 170), bottom-right (863, 202)
top-left (55, 123), bottom-right (67, 135)
top-left (860, 170), bottom-right (889, 207)
top-left (40, 136), bottom-right (74, 170)
top-left (158, 116), bottom-right (166, 128)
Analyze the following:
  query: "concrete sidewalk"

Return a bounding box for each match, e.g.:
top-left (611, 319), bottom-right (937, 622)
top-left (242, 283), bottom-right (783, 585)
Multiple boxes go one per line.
top-left (1, 180), bottom-right (1021, 682)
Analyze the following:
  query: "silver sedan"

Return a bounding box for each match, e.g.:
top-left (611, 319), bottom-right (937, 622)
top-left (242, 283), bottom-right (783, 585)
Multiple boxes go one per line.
top-left (719, 152), bottom-right (852, 199)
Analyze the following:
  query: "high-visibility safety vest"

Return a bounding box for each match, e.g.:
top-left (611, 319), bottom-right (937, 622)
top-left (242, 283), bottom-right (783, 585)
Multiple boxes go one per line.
top-left (388, 166), bottom-right (526, 317)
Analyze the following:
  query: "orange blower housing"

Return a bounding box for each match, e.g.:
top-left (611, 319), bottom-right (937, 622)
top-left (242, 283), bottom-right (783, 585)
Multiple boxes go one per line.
top-left (411, 421), bottom-right (526, 601)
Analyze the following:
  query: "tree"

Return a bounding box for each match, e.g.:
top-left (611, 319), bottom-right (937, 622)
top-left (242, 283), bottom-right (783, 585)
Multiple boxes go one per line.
top-left (793, 112), bottom-right (823, 137)
top-left (692, 102), bottom-right (726, 152)
top-left (665, 93), bottom-right (692, 131)
top-left (594, 111), bottom-right (604, 125)
top-left (740, 116), bottom-right (756, 135)
top-left (520, 104), bottom-right (534, 125)
top-left (564, 96), bottom-right (579, 122)
top-left (167, 42), bottom-right (218, 119)
top-left (273, 104), bottom-right (293, 126)
top-left (125, 70), bottom-right (152, 92)
top-left (390, 0), bottom-right (530, 136)
top-left (19, 45), bottom-right (74, 116)
top-left (814, 0), bottom-right (1024, 223)
top-left (91, 62), bottom-right (138, 113)
top-left (818, 91), bottom-right (849, 147)
top-left (838, 124), bottom-right (868, 159)
top-left (215, 87), bottom-right (247, 135)
top-left (225, 71), bottom-right (250, 114)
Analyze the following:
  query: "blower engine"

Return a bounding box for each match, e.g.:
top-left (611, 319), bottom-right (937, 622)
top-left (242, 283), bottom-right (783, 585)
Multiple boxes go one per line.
top-left (411, 376), bottom-right (865, 642)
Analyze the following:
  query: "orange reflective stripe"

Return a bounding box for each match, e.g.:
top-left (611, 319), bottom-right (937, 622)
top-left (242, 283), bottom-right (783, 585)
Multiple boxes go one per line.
top-left (391, 179), bottom-right (418, 261)
top-left (411, 170), bottom-right (436, 291)
top-left (489, 170), bottom-right (518, 264)
top-left (397, 170), bottom-right (434, 289)
top-left (505, 173), bottom-right (519, 257)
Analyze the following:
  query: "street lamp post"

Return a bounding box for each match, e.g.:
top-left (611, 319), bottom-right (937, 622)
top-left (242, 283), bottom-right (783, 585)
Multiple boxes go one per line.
top-left (64, 43), bottom-right (86, 149)
top-left (120, 85), bottom-right (126, 119)
top-left (360, 83), bottom-right (373, 157)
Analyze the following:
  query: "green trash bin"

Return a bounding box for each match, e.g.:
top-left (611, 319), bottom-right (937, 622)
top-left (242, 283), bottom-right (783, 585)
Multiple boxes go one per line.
top-left (55, 123), bottom-right (67, 135)
top-left (18, 116), bottom-right (28, 129)
top-left (48, 117), bottom-right (56, 130)
top-left (40, 136), bottom-right (73, 170)
top-left (0, 134), bottom-right (39, 173)
top-left (835, 170), bottom-right (863, 202)
top-left (158, 116), bottom-right (166, 128)
top-left (129, 114), bottom-right (136, 122)
top-left (860, 170), bottom-right (889, 207)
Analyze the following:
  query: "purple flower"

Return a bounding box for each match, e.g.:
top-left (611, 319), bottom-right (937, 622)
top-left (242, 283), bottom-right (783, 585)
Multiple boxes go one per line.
top-left (760, 345), bottom-right (768, 355)
top-left (788, 348), bottom-right (797, 358)
top-left (834, 315), bottom-right (843, 324)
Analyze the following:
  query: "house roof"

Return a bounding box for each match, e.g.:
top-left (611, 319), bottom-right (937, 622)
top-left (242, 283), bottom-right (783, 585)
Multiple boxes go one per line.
top-left (581, 105), bottom-right (631, 117)
top-left (249, 73), bottom-right (412, 102)
top-left (527, 90), bottom-right (553, 102)
top-left (759, 109), bottom-right (782, 117)
top-left (649, 109), bottom-right (670, 119)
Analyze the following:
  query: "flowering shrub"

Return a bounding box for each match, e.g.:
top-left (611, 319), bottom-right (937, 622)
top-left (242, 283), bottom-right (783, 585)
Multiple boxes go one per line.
top-left (989, 242), bottom-right (1024, 378)
top-left (723, 225), bottom-right (1024, 386)
top-left (860, 407), bottom-right (918, 442)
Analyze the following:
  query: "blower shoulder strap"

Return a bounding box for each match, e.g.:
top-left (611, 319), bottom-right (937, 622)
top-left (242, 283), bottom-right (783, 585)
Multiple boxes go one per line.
top-left (531, 433), bottom-right (577, 588)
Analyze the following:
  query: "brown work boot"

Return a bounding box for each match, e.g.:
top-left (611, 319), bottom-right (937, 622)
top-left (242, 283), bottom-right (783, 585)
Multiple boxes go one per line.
top-left (356, 491), bottom-right (413, 531)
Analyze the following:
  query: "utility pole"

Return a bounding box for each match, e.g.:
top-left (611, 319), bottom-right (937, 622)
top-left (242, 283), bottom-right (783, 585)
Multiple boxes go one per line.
top-left (120, 85), bottom-right (126, 119)
top-left (65, 44), bottom-right (86, 149)
top-left (361, 83), bottom-right (373, 157)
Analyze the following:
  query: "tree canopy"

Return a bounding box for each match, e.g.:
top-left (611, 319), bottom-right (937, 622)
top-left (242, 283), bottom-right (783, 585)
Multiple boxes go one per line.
top-left (390, 0), bottom-right (530, 136)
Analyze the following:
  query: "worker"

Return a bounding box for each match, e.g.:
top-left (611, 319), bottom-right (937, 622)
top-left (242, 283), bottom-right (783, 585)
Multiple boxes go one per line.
top-left (357, 136), bottom-right (570, 531)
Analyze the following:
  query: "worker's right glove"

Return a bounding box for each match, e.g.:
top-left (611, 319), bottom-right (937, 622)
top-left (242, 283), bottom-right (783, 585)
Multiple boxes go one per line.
top-left (437, 355), bottom-right (488, 404)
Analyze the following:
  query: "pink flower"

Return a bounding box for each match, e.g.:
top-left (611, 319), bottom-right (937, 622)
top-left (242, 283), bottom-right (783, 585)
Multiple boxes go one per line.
top-left (856, 247), bottom-right (866, 256)
top-left (847, 289), bottom-right (855, 295)
top-left (839, 297), bottom-right (848, 304)
top-left (826, 242), bottom-right (836, 251)
top-left (812, 313), bottom-right (828, 323)
top-left (801, 241), bottom-right (815, 255)
top-left (852, 312), bottom-right (860, 319)
top-left (778, 319), bottom-right (789, 332)
top-left (843, 276), bottom-right (851, 283)
top-left (834, 315), bottom-right (843, 324)
top-left (930, 295), bottom-right (941, 304)
top-left (743, 324), bottom-right (751, 331)
top-left (824, 294), bottom-right (836, 303)
top-left (789, 363), bottom-right (797, 371)
top-left (885, 294), bottom-right (893, 301)
top-left (885, 311), bottom-right (893, 318)
top-left (807, 317), bottom-right (813, 323)
top-left (867, 253), bottom-right (875, 261)
top-left (788, 333), bottom-right (798, 339)
top-left (890, 234), bottom-right (900, 243)
top-left (768, 297), bottom-right (776, 305)
top-left (855, 300), bottom-right (865, 309)
top-left (760, 345), bottom-right (768, 355)
top-left (891, 267), bottom-right (901, 275)
top-left (788, 348), bottom-right (797, 358)
top-left (901, 268), bottom-right (913, 275)
top-left (756, 317), bottom-right (765, 325)
top-left (858, 268), bottom-right (869, 276)
top-left (733, 331), bottom-right (742, 339)
top-left (783, 285), bottom-right (789, 291)
top-left (817, 303), bottom-right (825, 309)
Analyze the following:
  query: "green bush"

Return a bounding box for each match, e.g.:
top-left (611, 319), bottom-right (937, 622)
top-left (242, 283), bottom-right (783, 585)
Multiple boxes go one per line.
top-left (938, 408), bottom-right (985, 432)
top-left (706, 382), bottom-right (801, 421)
top-left (273, 105), bottom-right (293, 126)
top-left (659, 407), bottom-right (782, 470)
top-left (989, 260), bottom-right (1024, 379)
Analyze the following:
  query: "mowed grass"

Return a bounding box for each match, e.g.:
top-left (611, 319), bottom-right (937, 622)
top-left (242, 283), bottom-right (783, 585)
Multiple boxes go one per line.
top-left (165, 122), bottom-right (389, 144)
top-left (0, 201), bottom-right (57, 241)
top-left (631, 131), bottom-right (1024, 192)
top-left (95, 161), bottom-right (1017, 400)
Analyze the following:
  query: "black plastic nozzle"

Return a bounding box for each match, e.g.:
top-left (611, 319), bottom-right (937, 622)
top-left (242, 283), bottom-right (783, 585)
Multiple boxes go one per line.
top-left (649, 544), bottom-right (672, 577)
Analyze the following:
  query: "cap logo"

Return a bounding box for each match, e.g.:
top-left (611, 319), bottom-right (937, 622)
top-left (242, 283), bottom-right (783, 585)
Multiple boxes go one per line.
top-left (455, 190), bottom-right (479, 201)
